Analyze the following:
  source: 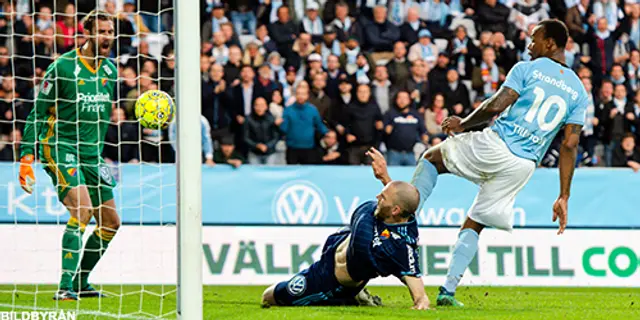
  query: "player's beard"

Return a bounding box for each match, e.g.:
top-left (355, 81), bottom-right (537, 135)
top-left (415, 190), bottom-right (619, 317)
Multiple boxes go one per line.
top-left (90, 38), bottom-right (113, 58)
top-left (374, 206), bottom-right (391, 220)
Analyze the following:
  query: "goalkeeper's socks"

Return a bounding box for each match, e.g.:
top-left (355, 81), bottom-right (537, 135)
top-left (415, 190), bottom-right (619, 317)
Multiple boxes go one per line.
top-left (443, 229), bottom-right (479, 294)
top-left (410, 158), bottom-right (439, 211)
top-left (74, 227), bottom-right (116, 290)
top-left (60, 217), bottom-right (85, 290)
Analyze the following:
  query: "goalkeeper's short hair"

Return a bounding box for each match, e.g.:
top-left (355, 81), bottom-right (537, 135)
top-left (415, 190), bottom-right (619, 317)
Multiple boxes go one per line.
top-left (81, 9), bottom-right (114, 33)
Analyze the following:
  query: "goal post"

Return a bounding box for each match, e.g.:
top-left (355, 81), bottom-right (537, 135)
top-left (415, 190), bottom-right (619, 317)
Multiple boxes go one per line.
top-left (174, 0), bottom-right (203, 318)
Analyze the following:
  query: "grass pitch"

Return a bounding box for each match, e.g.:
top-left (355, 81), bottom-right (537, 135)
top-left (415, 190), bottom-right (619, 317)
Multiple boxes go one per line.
top-left (0, 285), bottom-right (638, 319)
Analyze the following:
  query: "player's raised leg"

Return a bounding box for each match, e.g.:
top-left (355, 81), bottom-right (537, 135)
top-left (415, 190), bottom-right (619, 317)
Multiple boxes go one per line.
top-left (56, 186), bottom-right (94, 301)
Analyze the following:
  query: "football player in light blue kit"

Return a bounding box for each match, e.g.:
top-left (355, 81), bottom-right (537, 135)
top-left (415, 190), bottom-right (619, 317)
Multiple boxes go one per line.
top-left (405, 19), bottom-right (588, 306)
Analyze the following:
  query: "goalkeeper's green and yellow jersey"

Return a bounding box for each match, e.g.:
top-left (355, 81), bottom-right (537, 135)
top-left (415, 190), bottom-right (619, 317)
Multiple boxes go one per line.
top-left (21, 48), bottom-right (118, 161)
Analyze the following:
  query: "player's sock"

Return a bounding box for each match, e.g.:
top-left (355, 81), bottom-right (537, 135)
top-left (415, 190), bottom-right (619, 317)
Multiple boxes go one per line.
top-left (443, 228), bottom-right (479, 294)
top-left (74, 227), bottom-right (116, 290)
top-left (60, 217), bottom-right (85, 290)
top-left (410, 158), bottom-right (438, 210)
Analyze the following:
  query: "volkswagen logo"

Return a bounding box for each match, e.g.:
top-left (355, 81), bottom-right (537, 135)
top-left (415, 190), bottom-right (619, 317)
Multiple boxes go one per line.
top-left (272, 180), bottom-right (327, 224)
top-left (286, 275), bottom-right (307, 296)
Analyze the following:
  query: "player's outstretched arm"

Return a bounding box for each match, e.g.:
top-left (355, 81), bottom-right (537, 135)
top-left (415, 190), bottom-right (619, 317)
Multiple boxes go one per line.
top-left (366, 147), bottom-right (392, 186)
top-left (553, 123), bottom-right (582, 235)
top-left (402, 276), bottom-right (430, 310)
top-left (443, 87), bottom-right (520, 135)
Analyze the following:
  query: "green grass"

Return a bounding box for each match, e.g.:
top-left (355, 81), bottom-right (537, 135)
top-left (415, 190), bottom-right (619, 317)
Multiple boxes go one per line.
top-left (0, 285), bottom-right (638, 319)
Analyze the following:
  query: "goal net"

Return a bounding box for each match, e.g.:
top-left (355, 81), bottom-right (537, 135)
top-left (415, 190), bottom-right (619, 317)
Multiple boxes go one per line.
top-left (0, 0), bottom-right (201, 318)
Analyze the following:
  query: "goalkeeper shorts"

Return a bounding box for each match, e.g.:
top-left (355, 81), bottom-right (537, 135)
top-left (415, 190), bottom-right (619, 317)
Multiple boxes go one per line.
top-left (40, 144), bottom-right (116, 207)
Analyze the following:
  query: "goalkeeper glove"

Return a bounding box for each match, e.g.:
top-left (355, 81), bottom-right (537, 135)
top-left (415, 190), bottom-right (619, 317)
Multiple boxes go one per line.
top-left (19, 155), bottom-right (35, 194)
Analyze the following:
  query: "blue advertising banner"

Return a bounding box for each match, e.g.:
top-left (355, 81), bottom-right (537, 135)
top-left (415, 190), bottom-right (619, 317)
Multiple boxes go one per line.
top-left (0, 163), bottom-right (638, 227)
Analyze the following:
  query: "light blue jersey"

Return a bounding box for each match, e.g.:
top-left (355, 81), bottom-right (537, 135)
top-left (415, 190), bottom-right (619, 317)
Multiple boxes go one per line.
top-left (491, 58), bottom-right (589, 163)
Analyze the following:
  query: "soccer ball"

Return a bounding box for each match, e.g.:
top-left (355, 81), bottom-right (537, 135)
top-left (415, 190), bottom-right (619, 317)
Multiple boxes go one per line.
top-left (135, 90), bottom-right (175, 130)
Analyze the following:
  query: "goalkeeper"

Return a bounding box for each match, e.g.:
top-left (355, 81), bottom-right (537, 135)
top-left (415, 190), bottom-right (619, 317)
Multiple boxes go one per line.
top-left (19, 10), bottom-right (118, 301)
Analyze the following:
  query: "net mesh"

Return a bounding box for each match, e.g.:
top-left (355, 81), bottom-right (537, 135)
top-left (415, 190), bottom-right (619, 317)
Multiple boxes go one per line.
top-left (0, 0), bottom-right (178, 318)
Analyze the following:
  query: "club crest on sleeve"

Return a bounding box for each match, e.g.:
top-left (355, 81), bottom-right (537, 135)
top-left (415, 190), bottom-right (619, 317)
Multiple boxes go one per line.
top-left (41, 80), bottom-right (53, 95)
top-left (286, 275), bottom-right (307, 296)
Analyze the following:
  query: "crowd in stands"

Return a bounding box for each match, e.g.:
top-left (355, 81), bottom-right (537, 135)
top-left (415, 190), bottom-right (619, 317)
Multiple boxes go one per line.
top-left (1, 0), bottom-right (640, 171)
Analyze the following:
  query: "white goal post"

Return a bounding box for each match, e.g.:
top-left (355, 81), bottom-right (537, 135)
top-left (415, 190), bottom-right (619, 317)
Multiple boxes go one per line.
top-left (174, 0), bottom-right (203, 319)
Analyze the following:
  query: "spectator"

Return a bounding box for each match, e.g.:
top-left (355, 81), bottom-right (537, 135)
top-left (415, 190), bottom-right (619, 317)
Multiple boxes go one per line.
top-left (256, 64), bottom-right (279, 103)
top-left (330, 1), bottom-right (358, 42)
top-left (384, 91), bottom-right (428, 166)
top-left (564, 36), bottom-right (581, 70)
top-left (34, 28), bottom-right (55, 74)
top-left (309, 72), bottom-right (332, 120)
top-left (341, 37), bottom-right (370, 75)
top-left (627, 90), bottom-right (640, 141)
top-left (491, 32), bottom-right (518, 72)
top-left (610, 64), bottom-right (630, 96)
top-left (363, 5), bottom-right (401, 62)
top-left (119, 67), bottom-right (138, 110)
top-left (244, 97), bottom-right (280, 165)
top-left (612, 134), bottom-right (640, 171)
top-left (202, 63), bottom-right (233, 143)
top-left (600, 83), bottom-right (630, 166)
top-left (587, 17), bottom-right (622, 86)
top-left (349, 53), bottom-right (374, 85)
top-left (279, 85), bottom-right (329, 164)
top-left (624, 4), bottom-right (640, 49)
top-left (282, 66), bottom-right (300, 104)
top-left (36, 6), bottom-right (53, 31)
top-left (329, 75), bottom-right (353, 133)
top-left (103, 107), bottom-right (139, 164)
top-left (372, 65), bottom-right (397, 115)
top-left (318, 26), bottom-right (342, 68)
top-left (269, 6), bottom-right (299, 63)
top-left (627, 50), bottom-right (640, 93)
top-left (160, 49), bottom-right (175, 94)
top-left (256, 24), bottom-right (278, 55)
top-left (399, 7), bottom-right (426, 45)
top-left (580, 77), bottom-right (599, 166)
top-left (425, 93), bottom-right (449, 142)
top-left (593, 0), bottom-right (619, 32)
top-left (288, 32), bottom-right (315, 70)
top-left (300, 2), bottom-right (324, 44)
top-left (224, 46), bottom-right (243, 85)
top-left (214, 136), bottom-right (245, 168)
top-left (306, 53), bottom-right (326, 83)
top-left (405, 59), bottom-right (431, 113)
top-left (510, 0), bottom-right (550, 32)
top-left (409, 29), bottom-right (439, 68)
top-left (121, 0), bottom-right (150, 45)
top-left (221, 22), bottom-right (242, 47)
top-left (566, 0), bottom-right (590, 45)
top-left (55, 3), bottom-right (84, 53)
top-left (422, 0), bottom-right (451, 39)
top-left (476, 0), bottom-right (511, 35)
top-left (342, 84), bottom-right (383, 165)
top-left (613, 33), bottom-right (634, 66)
top-left (267, 51), bottom-right (286, 85)
top-left (472, 47), bottom-right (506, 99)
top-left (443, 69), bottom-right (471, 117)
top-left (388, 0), bottom-right (413, 26)
top-left (325, 55), bottom-right (344, 100)
top-left (270, 89), bottom-right (285, 120)
top-left (429, 53), bottom-right (451, 94)
top-left (386, 41), bottom-right (412, 89)
top-left (212, 32), bottom-right (230, 65)
top-left (202, 2), bottom-right (230, 44)
top-left (229, 0), bottom-right (258, 36)
top-left (0, 129), bottom-right (20, 162)
top-left (318, 130), bottom-right (346, 164)
top-left (232, 65), bottom-right (262, 125)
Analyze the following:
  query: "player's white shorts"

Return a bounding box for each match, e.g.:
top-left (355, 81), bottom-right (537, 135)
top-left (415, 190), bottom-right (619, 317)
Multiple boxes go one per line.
top-left (439, 128), bottom-right (535, 231)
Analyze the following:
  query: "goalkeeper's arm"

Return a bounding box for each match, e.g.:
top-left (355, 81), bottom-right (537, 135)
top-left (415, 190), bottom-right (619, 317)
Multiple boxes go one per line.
top-left (21, 67), bottom-right (59, 158)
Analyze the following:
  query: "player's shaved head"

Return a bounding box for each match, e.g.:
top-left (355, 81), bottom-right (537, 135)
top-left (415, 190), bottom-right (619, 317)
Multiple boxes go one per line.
top-left (388, 181), bottom-right (420, 218)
